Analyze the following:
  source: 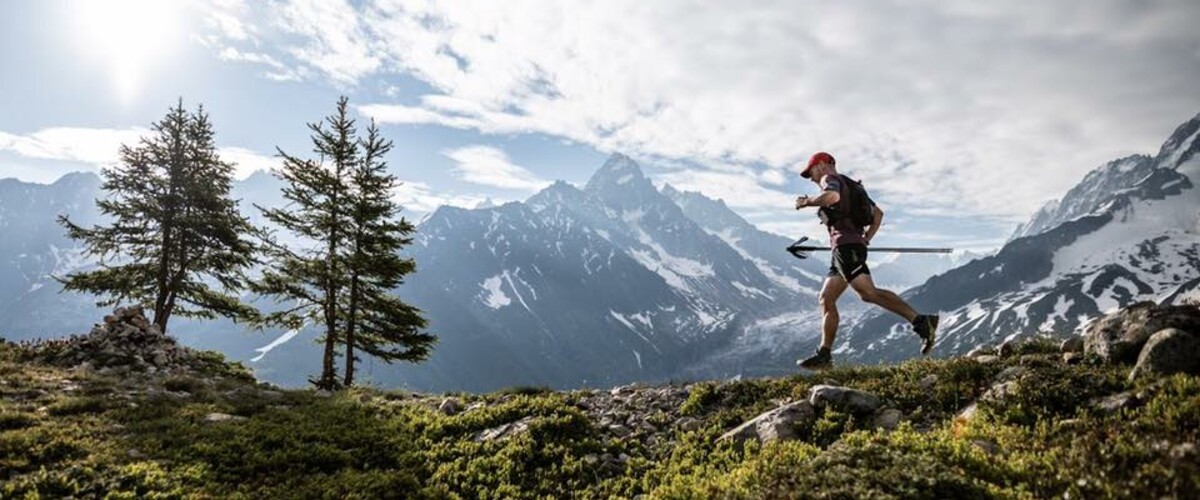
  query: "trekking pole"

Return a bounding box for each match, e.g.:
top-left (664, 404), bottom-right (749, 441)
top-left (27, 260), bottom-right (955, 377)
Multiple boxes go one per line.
top-left (786, 236), bottom-right (954, 260)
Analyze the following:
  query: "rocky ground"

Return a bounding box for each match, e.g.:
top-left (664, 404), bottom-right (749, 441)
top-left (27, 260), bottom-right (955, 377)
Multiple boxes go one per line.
top-left (1, 302), bottom-right (1199, 498)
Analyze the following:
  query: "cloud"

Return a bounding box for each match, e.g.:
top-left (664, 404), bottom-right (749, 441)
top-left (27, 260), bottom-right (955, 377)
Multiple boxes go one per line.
top-left (218, 147), bottom-right (277, 179)
top-left (391, 180), bottom-right (490, 214)
top-left (653, 170), bottom-right (796, 213)
top-left (200, 0), bottom-right (1200, 221)
top-left (442, 145), bottom-right (551, 192)
top-left (273, 0), bottom-right (381, 86)
top-left (0, 127), bottom-right (147, 166)
top-left (0, 127), bottom-right (271, 181)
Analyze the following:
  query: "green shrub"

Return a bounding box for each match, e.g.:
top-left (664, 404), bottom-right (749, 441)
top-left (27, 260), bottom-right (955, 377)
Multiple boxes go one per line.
top-left (0, 411), bottom-right (37, 431)
top-left (46, 396), bottom-right (110, 416)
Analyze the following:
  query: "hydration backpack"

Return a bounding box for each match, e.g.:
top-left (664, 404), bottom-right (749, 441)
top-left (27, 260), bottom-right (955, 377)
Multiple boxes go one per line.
top-left (820, 174), bottom-right (874, 228)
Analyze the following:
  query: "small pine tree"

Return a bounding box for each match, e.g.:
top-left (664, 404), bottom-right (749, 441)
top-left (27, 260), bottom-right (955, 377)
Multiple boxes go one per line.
top-left (58, 100), bottom-right (259, 333)
top-left (341, 120), bottom-right (434, 386)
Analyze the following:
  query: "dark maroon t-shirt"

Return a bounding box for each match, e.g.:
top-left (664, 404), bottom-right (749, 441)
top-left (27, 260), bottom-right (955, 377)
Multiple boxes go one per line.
top-left (818, 174), bottom-right (872, 248)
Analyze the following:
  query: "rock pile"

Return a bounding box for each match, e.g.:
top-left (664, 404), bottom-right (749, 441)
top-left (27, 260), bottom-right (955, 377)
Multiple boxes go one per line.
top-left (1083, 301), bottom-right (1200, 380)
top-left (18, 305), bottom-right (209, 375)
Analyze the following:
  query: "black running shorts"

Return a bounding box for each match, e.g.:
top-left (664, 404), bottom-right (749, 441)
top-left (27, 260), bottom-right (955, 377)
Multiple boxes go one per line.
top-left (827, 243), bottom-right (871, 282)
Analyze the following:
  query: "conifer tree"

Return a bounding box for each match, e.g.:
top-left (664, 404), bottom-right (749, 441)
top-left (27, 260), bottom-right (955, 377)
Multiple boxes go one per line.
top-left (58, 100), bottom-right (259, 333)
top-left (341, 120), bottom-right (434, 386)
top-left (254, 96), bottom-right (357, 390)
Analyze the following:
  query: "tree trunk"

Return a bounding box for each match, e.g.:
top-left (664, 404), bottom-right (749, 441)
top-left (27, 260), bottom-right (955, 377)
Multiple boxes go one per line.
top-left (343, 273), bottom-right (360, 387)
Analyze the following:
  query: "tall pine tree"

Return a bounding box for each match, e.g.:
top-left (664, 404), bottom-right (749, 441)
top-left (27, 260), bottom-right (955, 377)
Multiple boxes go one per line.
top-left (254, 97), bottom-right (357, 390)
top-left (341, 120), bottom-right (434, 386)
top-left (255, 97), bottom-right (434, 389)
top-left (58, 100), bottom-right (259, 333)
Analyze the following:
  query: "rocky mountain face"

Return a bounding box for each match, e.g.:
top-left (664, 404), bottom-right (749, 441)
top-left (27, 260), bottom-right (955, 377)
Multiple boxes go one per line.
top-left (840, 112), bottom-right (1200, 363)
top-left (376, 154), bottom-right (824, 391)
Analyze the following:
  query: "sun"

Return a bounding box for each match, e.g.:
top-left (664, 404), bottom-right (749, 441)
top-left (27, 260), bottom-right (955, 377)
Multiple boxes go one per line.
top-left (71, 0), bottom-right (186, 104)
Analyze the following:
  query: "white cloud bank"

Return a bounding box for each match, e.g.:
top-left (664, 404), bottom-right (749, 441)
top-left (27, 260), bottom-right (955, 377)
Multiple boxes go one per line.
top-left (200, 0), bottom-right (1200, 221)
top-left (443, 145), bottom-right (551, 192)
top-left (0, 127), bottom-right (275, 181)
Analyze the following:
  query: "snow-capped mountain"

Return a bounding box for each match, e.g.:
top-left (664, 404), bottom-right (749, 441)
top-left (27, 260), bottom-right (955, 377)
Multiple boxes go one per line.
top-left (369, 154), bottom-right (823, 391)
top-left (840, 112), bottom-right (1200, 363)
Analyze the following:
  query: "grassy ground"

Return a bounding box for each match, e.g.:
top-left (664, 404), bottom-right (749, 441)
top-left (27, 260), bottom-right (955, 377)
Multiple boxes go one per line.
top-left (1, 339), bottom-right (1197, 499)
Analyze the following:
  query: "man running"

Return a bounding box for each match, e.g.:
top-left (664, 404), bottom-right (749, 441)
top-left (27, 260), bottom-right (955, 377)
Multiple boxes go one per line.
top-left (793, 151), bottom-right (938, 369)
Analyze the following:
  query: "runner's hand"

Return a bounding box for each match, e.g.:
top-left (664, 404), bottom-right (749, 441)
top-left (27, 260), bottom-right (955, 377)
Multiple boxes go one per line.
top-left (795, 196), bottom-right (808, 210)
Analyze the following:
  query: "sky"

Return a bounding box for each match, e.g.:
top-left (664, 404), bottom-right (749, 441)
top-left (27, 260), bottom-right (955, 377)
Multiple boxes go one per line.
top-left (2, 0), bottom-right (1199, 253)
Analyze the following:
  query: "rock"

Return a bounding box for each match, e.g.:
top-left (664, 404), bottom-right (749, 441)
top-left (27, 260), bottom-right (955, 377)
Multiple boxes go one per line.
top-left (259, 390), bottom-right (285, 400)
top-left (313, 390), bottom-right (333, 398)
top-left (997, 339), bottom-right (1017, 358)
top-left (973, 355), bottom-right (1001, 365)
top-left (127, 449), bottom-right (145, 459)
top-left (966, 345), bottom-right (992, 358)
top-left (995, 366), bottom-right (1026, 382)
top-left (204, 412), bottom-right (247, 423)
top-left (1083, 302), bottom-right (1200, 364)
top-left (583, 454), bottom-right (599, 465)
top-left (972, 439), bottom-right (1002, 456)
top-left (465, 401), bottom-right (486, 412)
top-left (610, 383), bottom-right (645, 396)
top-left (609, 424), bottom-right (631, 437)
top-left (918, 374), bottom-right (938, 391)
top-left (808, 385), bottom-right (884, 414)
top-left (438, 397), bottom-right (461, 416)
top-left (980, 381), bottom-right (1018, 404)
top-left (873, 408), bottom-right (903, 430)
top-left (675, 416), bottom-right (704, 432)
top-left (956, 403), bottom-right (978, 421)
top-left (1090, 391), bottom-right (1138, 415)
top-left (475, 416), bottom-right (535, 442)
top-left (1060, 337), bottom-right (1084, 353)
top-left (718, 401), bottom-right (816, 445)
top-left (1062, 352), bottom-right (1083, 365)
top-left (1128, 328), bottom-right (1200, 381)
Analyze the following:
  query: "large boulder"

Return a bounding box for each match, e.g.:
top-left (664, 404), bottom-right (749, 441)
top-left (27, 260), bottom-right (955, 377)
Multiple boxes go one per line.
top-left (808, 385), bottom-right (884, 415)
top-left (1128, 328), bottom-right (1200, 381)
top-left (718, 401), bottom-right (815, 445)
top-left (1083, 302), bottom-right (1200, 364)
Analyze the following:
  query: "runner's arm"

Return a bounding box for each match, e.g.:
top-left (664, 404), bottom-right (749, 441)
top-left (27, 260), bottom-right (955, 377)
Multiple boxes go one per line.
top-left (865, 205), bottom-right (883, 243)
top-left (802, 190), bottom-right (841, 207)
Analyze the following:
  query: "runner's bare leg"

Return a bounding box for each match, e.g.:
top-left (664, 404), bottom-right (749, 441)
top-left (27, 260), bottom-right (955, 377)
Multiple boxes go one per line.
top-left (848, 273), bottom-right (918, 323)
top-left (819, 276), bottom-right (849, 350)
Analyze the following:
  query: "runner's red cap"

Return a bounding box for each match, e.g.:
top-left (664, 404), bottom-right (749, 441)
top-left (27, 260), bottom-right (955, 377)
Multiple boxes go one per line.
top-left (802, 152), bottom-right (835, 178)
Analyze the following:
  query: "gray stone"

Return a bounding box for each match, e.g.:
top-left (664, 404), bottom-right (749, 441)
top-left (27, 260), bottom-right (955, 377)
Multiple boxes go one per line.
top-left (1060, 337), bottom-right (1084, 353)
top-left (675, 416), bottom-right (704, 432)
top-left (980, 381), bottom-right (1018, 404)
top-left (475, 416), bottom-right (535, 442)
top-left (966, 345), bottom-right (992, 358)
top-left (204, 412), bottom-right (248, 423)
top-left (973, 355), bottom-right (1001, 365)
top-left (1062, 352), bottom-right (1083, 365)
top-left (956, 403), bottom-right (978, 421)
top-left (873, 408), bottom-right (903, 430)
top-left (997, 339), bottom-right (1017, 358)
top-left (609, 424), bottom-right (631, 437)
top-left (718, 401), bottom-right (816, 445)
top-left (808, 385), bottom-right (884, 414)
top-left (438, 397), bottom-right (461, 416)
top-left (918, 374), bottom-right (938, 391)
top-left (972, 439), bottom-right (1002, 456)
top-left (995, 366), bottom-right (1026, 382)
top-left (1083, 302), bottom-right (1200, 364)
top-left (1090, 391), bottom-right (1138, 415)
top-left (1129, 328), bottom-right (1200, 381)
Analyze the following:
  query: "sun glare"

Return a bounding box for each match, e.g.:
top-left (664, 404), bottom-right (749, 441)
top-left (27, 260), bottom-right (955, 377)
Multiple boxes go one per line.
top-left (71, 0), bottom-right (185, 104)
